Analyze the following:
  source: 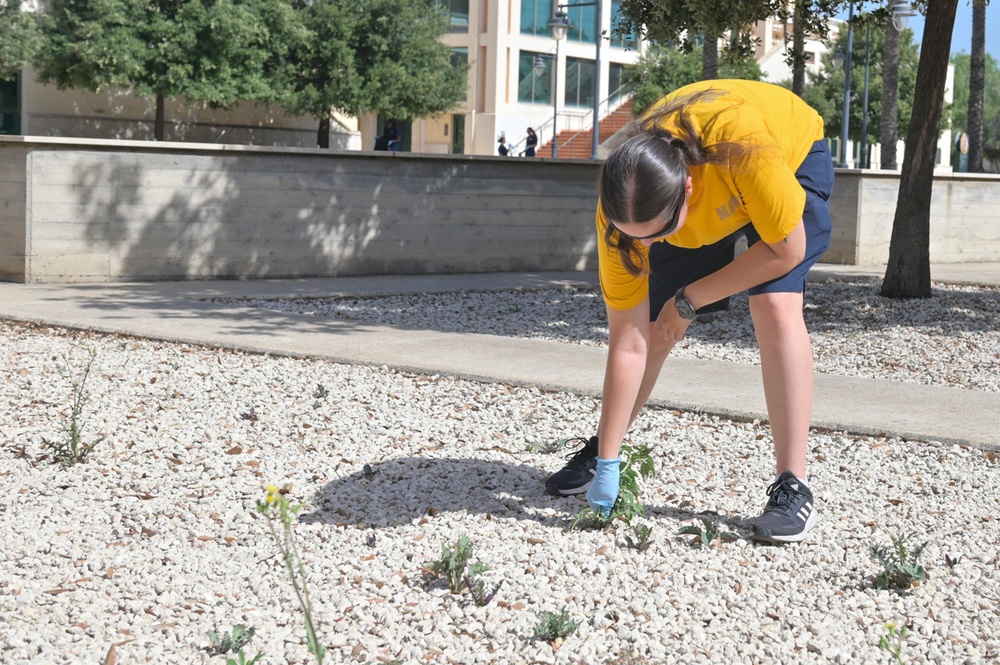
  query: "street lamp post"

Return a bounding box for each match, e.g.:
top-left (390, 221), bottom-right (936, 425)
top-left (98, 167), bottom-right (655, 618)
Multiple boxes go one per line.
top-left (859, 24), bottom-right (871, 168)
top-left (837, 2), bottom-right (854, 168)
top-left (554, 1), bottom-right (602, 160)
top-left (547, 11), bottom-right (570, 158)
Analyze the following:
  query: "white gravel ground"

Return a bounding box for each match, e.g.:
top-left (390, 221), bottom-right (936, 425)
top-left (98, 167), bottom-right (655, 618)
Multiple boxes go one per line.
top-left (2, 281), bottom-right (999, 665)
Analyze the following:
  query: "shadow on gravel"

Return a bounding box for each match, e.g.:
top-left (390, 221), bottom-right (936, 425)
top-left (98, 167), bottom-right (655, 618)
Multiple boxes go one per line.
top-left (302, 456), bottom-right (754, 537)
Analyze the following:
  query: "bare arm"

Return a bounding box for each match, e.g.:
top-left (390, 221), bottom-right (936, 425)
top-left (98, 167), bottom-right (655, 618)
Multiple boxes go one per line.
top-left (595, 298), bottom-right (651, 461)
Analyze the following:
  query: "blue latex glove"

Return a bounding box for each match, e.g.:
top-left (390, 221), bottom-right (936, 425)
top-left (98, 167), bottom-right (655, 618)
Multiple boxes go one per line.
top-left (586, 457), bottom-right (620, 517)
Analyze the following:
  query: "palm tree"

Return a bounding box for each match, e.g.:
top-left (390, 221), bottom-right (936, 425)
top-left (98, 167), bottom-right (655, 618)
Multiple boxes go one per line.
top-left (967, 0), bottom-right (986, 172)
top-left (878, 15), bottom-right (901, 170)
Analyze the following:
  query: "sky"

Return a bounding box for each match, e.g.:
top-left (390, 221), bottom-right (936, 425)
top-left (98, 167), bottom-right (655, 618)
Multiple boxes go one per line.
top-left (839, 2), bottom-right (1000, 60)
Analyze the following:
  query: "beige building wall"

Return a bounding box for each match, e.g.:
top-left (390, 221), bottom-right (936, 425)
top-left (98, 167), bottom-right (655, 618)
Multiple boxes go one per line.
top-left (12, 66), bottom-right (361, 150)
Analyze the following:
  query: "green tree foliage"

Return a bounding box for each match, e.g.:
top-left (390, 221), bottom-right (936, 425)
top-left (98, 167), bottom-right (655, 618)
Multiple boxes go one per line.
top-left (950, 52), bottom-right (1000, 171)
top-left (283, 0), bottom-right (466, 145)
top-left (800, 22), bottom-right (919, 146)
top-left (617, 0), bottom-right (783, 78)
top-left (35, 0), bottom-right (306, 140)
top-left (626, 44), bottom-right (763, 115)
top-left (0, 4), bottom-right (42, 79)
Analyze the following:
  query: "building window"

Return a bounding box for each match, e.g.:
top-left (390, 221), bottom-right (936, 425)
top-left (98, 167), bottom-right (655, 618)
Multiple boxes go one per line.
top-left (518, 51), bottom-right (552, 104)
top-left (451, 48), bottom-right (469, 102)
top-left (566, 3), bottom-right (597, 43)
top-left (564, 57), bottom-right (595, 108)
top-left (520, 0), bottom-right (551, 36)
top-left (440, 0), bottom-right (469, 33)
top-left (608, 62), bottom-right (625, 103)
top-left (610, 1), bottom-right (637, 49)
top-left (0, 75), bottom-right (20, 135)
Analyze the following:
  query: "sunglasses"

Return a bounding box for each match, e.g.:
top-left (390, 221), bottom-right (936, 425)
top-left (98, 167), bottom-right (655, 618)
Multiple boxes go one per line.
top-left (609, 199), bottom-right (683, 241)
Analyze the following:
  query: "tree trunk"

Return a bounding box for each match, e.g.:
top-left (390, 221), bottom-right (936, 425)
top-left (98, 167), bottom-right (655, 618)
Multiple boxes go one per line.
top-left (317, 116), bottom-right (330, 149)
top-left (879, 16), bottom-right (900, 170)
top-left (155, 93), bottom-right (165, 142)
top-left (702, 35), bottom-right (719, 80)
top-left (791, 1), bottom-right (806, 97)
top-left (967, 0), bottom-right (986, 172)
top-left (881, 0), bottom-right (960, 299)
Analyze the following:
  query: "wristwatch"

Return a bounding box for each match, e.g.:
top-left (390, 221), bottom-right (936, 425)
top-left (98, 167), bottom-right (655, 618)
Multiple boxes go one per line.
top-left (674, 286), bottom-right (698, 319)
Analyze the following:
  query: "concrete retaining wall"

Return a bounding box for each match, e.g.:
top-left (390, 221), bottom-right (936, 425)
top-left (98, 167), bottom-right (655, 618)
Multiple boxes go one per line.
top-left (825, 169), bottom-right (1000, 266)
top-left (2, 136), bottom-right (998, 283)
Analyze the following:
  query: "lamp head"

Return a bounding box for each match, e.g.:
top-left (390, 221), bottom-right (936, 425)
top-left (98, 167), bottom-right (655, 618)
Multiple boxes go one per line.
top-left (548, 10), bottom-right (572, 41)
top-left (890, 0), bottom-right (916, 31)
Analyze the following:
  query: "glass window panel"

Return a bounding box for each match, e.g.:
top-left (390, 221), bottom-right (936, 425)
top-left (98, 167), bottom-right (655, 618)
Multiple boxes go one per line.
top-left (451, 48), bottom-right (468, 102)
top-left (566, 4), bottom-right (596, 43)
top-left (520, 0), bottom-right (551, 36)
top-left (610, 1), bottom-right (637, 49)
top-left (440, 0), bottom-right (469, 33)
top-left (564, 57), bottom-right (595, 108)
top-left (518, 51), bottom-right (553, 104)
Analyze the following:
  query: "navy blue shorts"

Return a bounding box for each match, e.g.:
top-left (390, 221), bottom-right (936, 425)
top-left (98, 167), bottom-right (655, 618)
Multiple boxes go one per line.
top-left (648, 139), bottom-right (834, 320)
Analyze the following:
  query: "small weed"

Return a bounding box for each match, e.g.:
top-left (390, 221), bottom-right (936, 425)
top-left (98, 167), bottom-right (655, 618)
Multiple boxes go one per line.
top-left (312, 384), bottom-right (329, 399)
top-left (464, 575), bottom-right (501, 606)
top-left (535, 606), bottom-right (580, 644)
top-left (505, 304), bottom-right (524, 314)
top-left (676, 516), bottom-right (739, 548)
top-left (362, 463), bottom-right (377, 479)
top-left (41, 349), bottom-right (106, 466)
top-left (225, 652), bottom-right (263, 665)
top-left (878, 621), bottom-right (910, 665)
top-left (429, 535), bottom-right (488, 594)
top-left (869, 533), bottom-right (927, 590)
top-left (256, 485), bottom-right (325, 663)
top-left (944, 553), bottom-right (962, 568)
top-left (624, 523), bottom-right (655, 552)
top-left (240, 407), bottom-right (258, 423)
top-left (208, 624), bottom-right (256, 655)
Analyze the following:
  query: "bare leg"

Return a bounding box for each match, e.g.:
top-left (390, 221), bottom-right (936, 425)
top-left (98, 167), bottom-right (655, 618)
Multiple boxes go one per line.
top-left (748, 292), bottom-right (813, 479)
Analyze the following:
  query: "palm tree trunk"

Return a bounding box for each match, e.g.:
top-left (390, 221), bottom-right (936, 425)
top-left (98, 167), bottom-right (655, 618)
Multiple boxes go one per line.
top-left (155, 93), bottom-right (165, 142)
top-left (878, 16), bottom-right (900, 170)
top-left (967, 0), bottom-right (986, 172)
top-left (702, 35), bottom-right (719, 80)
top-left (791, 2), bottom-right (806, 96)
top-left (881, 0), bottom-right (960, 299)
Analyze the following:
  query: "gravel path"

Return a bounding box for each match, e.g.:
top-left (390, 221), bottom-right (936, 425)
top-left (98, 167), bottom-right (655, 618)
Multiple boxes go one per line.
top-left (2, 312), bottom-right (998, 665)
top-left (215, 277), bottom-right (1000, 393)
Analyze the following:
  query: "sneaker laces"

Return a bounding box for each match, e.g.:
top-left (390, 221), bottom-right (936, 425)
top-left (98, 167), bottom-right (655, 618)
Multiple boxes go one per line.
top-left (561, 437), bottom-right (595, 466)
top-left (763, 476), bottom-right (801, 516)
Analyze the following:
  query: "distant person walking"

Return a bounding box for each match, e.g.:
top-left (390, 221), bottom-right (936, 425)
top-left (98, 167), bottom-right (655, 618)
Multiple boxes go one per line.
top-left (382, 120), bottom-right (401, 152)
top-left (524, 127), bottom-right (538, 157)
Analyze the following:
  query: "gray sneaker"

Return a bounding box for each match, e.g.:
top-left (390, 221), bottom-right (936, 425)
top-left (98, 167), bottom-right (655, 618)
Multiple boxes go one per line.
top-left (752, 471), bottom-right (818, 543)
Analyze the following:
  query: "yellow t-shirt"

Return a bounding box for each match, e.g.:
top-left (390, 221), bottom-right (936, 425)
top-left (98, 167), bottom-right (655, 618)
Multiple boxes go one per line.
top-left (598, 79), bottom-right (825, 311)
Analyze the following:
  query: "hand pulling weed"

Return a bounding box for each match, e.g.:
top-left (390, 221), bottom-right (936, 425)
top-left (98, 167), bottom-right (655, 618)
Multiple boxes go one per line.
top-left (256, 485), bottom-right (325, 663)
top-left (568, 443), bottom-right (655, 531)
top-left (41, 349), bottom-right (106, 466)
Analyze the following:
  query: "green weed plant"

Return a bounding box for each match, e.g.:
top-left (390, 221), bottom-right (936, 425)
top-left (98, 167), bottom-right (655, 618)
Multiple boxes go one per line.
top-left (41, 349), bottom-right (105, 466)
top-left (870, 534), bottom-right (927, 590)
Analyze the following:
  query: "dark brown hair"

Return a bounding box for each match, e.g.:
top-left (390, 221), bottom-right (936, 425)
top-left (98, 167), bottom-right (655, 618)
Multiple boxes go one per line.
top-left (600, 89), bottom-right (744, 276)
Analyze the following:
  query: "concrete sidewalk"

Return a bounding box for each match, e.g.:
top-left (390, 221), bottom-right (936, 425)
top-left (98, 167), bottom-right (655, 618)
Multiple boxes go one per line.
top-left (0, 263), bottom-right (997, 451)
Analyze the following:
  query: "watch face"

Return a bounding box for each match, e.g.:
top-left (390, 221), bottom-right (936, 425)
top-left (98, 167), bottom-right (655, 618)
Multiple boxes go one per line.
top-left (675, 296), bottom-right (696, 319)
